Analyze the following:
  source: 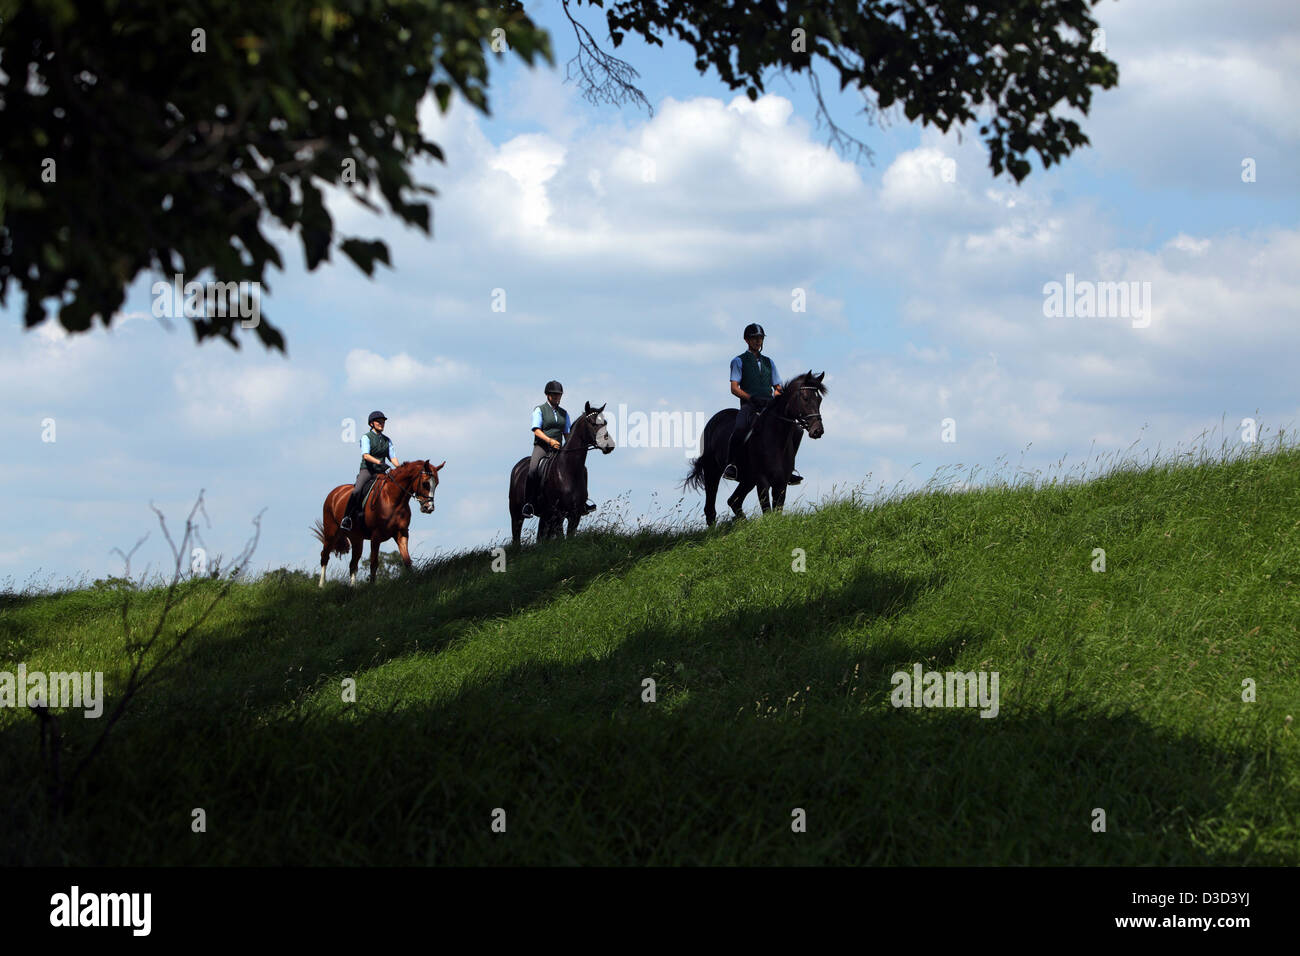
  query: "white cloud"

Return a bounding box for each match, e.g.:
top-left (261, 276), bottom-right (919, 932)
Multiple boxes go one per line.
top-left (172, 362), bottom-right (327, 433)
top-left (344, 349), bottom-right (474, 391)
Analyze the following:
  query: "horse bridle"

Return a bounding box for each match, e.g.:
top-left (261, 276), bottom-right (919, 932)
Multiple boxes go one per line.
top-left (562, 411), bottom-right (608, 452)
top-left (776, 386), bottom-right (824, 432)
top-left (379, 467), bottom-right (437, 505)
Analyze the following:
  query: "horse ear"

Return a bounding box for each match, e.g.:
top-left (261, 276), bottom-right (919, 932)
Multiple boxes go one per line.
top-left (435, 460), bottom-right (446, 471)
top-left (816, 371), bottom-right (825, 382)
top-left (597, 403), bottom-right (606, 414)
top-left (585, 401), bottom-right (593, 414)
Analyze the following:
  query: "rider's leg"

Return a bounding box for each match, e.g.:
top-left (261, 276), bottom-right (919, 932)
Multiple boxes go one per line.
top-left (523, 445), bottom-right (547, 517)
top-left (341, 468), bottom-right (369, 530)
top-left (788, 429), bottom-right (804, 484)
top-left (723, 404), bottom-right (755, 480)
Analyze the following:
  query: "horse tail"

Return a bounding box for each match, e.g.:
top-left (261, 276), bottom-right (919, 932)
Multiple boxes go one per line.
top-left (311, 519), bottom-right (350, 555)
top-left (683, 454), bottom-right (707, 492)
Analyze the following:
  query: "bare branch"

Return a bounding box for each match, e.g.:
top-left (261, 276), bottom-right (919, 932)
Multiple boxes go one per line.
top-left (34, 494), bottom-right (262, 815)
top-left (561, 0), bottom-right (653, 115)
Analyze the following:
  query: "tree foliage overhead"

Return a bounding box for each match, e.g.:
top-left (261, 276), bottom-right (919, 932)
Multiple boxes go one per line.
top-left (0, 0), bottom-right (551, 351)
top-left (0, 0), bottom-right (1117, 352)
top-left (585, 0), bottom-right (1117, 177)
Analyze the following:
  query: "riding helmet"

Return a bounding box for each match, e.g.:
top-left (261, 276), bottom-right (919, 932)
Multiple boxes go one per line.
top-left (743, 323), bottom-right (766, 338)
top-left (368, 410), bottom-right (387, 424)
top-left (545, 380), bottom-right (564, 395)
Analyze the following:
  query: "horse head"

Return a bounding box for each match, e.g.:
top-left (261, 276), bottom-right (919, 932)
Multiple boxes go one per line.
top-left (411, 459), bottom-right (445, 513)
top-left (583, 402), bottom-right (616, 454)
top-left (786, 371), bottom-right (827, 439)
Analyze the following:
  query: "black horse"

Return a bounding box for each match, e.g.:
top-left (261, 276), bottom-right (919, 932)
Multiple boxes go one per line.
top-left (684, 371), bottom-right (826, 525)
top-left (509, 402), bottom-right (615, 546)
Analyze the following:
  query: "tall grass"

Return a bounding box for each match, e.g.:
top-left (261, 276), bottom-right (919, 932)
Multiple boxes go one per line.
top-left (1, 432), bottom-right (1296, 864)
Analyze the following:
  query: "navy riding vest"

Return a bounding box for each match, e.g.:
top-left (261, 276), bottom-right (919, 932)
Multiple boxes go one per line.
top-left (737, 351), bottom-right (774, 406)
top-left (361, 430), bottom-right (392, 473)
top-left (535, 403), bottom-right (568, 447)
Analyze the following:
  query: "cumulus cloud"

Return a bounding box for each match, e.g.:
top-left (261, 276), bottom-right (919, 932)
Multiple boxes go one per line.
top-left (4, 7), bottom-right (1297, 582)
top-left (172, 362), bottom-right (327, 433)
top-left (344, 349), bottom-right (474, 391)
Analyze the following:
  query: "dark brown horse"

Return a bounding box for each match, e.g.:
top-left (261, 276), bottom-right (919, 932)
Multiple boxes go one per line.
top-left (684, 371), bottom-right (826, 525)
top-left (313, 459), bottom-right (445, 586)
top-left (508, 402), bottom-right (615, 546)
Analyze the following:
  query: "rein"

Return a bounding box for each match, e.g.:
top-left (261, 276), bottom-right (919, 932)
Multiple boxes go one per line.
top-left (773, 386), bottom-right (824, 432)
top-left (378, 467), bottom-right (436, 505)
top-left (560, 412), bottom-right (605, 453)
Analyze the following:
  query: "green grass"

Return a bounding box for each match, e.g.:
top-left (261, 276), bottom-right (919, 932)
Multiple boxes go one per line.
top-left (2, 443), bottom-right (1298, 865)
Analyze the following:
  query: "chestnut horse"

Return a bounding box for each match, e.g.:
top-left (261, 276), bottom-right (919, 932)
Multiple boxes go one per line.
top-left (313, 459), bottom-right (444, 586)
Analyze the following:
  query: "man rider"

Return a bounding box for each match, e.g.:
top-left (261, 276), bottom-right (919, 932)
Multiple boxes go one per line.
top-left (522, 381), bottom-right (570, 519)
top-left (341, 411), bottom-right (401, 531)
top-left (722, 323), bottom-right (803, 484)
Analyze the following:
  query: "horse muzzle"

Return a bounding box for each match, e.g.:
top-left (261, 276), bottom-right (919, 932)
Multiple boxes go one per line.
top-left (421, 501), bottom-right (436, 514)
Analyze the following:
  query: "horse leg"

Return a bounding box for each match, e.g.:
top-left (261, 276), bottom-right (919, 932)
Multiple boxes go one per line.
top-left (727, 479), bottom-right (755, 519)
top-left (320, 498), bottom-right (339, 587)
top-left (703, 462), bottom-right (721, 527)
top-left (396, 531), bottom-right (412, 572)
top-left (758, 482), bottom-right (772, 513)
top-left (772, 481), bottom-right (788, 513)
top-left (567, 513), bottom-right (580, 538)
top-left (369, 536), bottom-right (381, 583)
top-left (348, 535), bottom-right (363, 586)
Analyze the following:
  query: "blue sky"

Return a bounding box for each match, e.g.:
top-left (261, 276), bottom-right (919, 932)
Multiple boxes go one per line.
top-left (3, 0), bottom-right (1298, 588)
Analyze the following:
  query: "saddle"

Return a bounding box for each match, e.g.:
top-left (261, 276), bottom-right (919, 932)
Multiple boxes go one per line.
top-left (742, 402), bottom-right (772, 443)
top-left (349, 472), bottom-right (387, 529)
top-left (536, 451), bottom-right (558, 485)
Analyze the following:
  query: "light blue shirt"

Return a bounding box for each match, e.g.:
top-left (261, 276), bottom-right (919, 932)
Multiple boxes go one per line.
top-left (730, 353), bottom-right (780, 389)
top-left (531, 405), bottom-right (571, 434)
top-left (360, 435), bottom-right (395, 462)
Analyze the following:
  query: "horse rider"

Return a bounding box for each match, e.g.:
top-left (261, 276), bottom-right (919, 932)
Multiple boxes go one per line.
top-left (723, 323), bottom-right (802, 484)
top-left (341, 411), bottom-right (401, 531)
top-left (522, 381), bottom-right (571, 519)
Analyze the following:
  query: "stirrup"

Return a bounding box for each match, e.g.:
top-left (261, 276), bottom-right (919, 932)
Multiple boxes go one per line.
top-left (583, 500), bottom-right (597, 515)
top-left (521, 503), bottom-right (535, 518)
top-left (340, 516), bottom-right (353, 531)
top-left (788, 472), bottom-right (803, 485)
top-left (722, 463), bottom-right (739, 481)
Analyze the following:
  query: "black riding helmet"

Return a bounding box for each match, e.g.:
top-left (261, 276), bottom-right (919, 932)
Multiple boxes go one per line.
top-left (368, 410), bottom-right (387, 425)
top-left (743, 323), bottom-right (765, 338)
top-left (545, 380), bottom-right (564, 395)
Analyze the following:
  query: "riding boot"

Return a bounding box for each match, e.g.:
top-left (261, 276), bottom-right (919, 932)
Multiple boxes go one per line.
top-left (523, 470), bottom-right (540, 517)
top-left (341, 491), bottom-right (361, 530)
top-left (723, 428), bottom-right (745, 481)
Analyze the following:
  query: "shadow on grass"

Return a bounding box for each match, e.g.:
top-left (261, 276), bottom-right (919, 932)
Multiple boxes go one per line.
top-left (6, 554), bottom-right (1285, 866)
top-left (104, 522), bottom-right (748, 716)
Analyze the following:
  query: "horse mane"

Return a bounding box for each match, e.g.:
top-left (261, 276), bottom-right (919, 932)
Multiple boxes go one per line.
top-left (561, 407), bottom-right (597, 453)
top-left (771, 371), bottom-right (828, 416)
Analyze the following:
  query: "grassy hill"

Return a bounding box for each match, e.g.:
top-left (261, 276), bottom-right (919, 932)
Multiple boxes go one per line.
top-left (2, 444), bottom-right (1297, 865)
